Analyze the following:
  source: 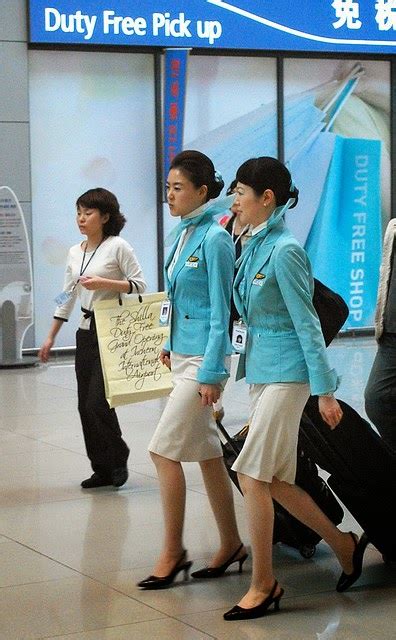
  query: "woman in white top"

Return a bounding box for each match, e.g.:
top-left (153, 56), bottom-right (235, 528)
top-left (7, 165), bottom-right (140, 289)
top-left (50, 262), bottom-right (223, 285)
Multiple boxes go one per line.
top-left (39, 188), bottom-right (146, 489)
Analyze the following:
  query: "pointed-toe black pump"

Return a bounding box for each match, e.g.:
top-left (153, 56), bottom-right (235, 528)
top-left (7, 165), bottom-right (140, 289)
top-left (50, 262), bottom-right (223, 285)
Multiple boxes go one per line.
top-left (191, 543), bottom-right (248, 579)
top-left (223, 580), bottom-right (284, 621)
top-left (137, 550), bottom-right (192, 590)
top-left (336, 532), bottom-right (369, 593)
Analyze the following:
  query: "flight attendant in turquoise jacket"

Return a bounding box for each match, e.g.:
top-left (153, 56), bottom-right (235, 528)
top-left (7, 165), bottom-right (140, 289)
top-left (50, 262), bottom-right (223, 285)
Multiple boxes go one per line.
top-left (138, 151), bottom-right (247, 590)
top-left (223, 157), bottom-right (369, 621)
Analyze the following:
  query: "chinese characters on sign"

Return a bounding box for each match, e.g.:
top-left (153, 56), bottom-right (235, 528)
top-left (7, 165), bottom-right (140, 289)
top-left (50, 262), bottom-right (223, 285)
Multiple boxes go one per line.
top-left (163, 48), bottom-right (189, 186)
top-left (166, 57), bottom-right (181, 168)
top-left (375, 0), bottom-right (396, 30)
top-left (332, 0), bottom-right (396, 31)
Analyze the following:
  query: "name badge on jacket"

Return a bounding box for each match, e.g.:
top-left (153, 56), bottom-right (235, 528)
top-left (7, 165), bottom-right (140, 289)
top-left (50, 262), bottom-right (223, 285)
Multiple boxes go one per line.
top-left (252, 273), bottom-right (266, 286)
top-left (185, 255), bottom-right (199, 268)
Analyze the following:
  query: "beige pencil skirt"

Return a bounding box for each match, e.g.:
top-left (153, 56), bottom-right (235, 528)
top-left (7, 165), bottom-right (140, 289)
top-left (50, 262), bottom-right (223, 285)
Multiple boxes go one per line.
top-left (231, 382), bottom-right (310, 483)
top-left (148, 353), bottom-right (229, 462)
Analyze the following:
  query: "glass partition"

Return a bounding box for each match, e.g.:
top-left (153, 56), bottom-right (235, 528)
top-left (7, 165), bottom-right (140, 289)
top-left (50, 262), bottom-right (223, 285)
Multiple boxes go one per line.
top-left (29, 50), bottom-right (157, 346)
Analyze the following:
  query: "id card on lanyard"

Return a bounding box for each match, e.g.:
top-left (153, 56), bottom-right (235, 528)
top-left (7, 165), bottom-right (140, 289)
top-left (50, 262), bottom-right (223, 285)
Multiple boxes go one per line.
top-left (159, 298), bottom-right (172, 326)
top-left (54, 284), bottom-right (77, 305)
top-left (54, 239), bottom-right (103, 305)
top-left (232, 320), bottom-right (247, 354)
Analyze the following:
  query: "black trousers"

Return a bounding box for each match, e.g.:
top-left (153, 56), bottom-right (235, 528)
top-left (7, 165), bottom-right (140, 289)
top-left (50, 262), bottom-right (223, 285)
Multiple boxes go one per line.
top-left (364, 332), bottom-right (396, 453)
top-left (75, 326), bottom-right (130, 478)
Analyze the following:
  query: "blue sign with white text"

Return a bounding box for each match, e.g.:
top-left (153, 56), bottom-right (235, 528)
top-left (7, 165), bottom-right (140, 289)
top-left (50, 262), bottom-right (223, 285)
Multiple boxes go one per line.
top-left (28, 1), bottom-right (396, 53)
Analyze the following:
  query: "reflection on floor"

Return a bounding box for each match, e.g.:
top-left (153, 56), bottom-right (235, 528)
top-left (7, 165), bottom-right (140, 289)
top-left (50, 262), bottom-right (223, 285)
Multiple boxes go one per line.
top-left (0, 336), bottom-right (395, 639)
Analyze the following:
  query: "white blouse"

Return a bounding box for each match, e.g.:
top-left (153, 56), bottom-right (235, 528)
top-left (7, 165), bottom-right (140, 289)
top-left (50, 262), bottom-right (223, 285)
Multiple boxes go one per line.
top-left (54, 235), bottom-right (146, 329)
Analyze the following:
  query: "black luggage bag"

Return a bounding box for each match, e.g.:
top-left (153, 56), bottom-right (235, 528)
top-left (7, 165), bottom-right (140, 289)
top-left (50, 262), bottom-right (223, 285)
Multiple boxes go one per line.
top-left (217, 420), bottom-right (344, 559)
top-left (301, 397), bottom-right (396, 562)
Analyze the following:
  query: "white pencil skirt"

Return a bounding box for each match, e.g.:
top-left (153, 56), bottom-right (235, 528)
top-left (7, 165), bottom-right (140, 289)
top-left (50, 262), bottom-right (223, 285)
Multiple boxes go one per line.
top-left (148, 353), bottom-right (229, 462)
top-left (231, 382), bottom-right (310, 483)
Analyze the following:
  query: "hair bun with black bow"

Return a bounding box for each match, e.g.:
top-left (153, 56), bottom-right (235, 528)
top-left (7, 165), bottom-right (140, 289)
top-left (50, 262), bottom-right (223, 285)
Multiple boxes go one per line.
top-left (289, 184), bottom-right (299, 209)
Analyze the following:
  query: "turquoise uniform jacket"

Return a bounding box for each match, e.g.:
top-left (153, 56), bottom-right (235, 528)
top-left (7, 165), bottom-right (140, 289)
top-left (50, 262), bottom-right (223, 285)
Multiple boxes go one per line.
top-left (165, 215), bottom-right (235, 385)
top-left (234, 210), bottom-right (338, 397)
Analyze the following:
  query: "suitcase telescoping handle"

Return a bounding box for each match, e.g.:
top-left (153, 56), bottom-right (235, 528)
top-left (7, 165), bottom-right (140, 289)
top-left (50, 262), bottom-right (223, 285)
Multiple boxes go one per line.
top-left (215, 419), bottom-right (241, 456)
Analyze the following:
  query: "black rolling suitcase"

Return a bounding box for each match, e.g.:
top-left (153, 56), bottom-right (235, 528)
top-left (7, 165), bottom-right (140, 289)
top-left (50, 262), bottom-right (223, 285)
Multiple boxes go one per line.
top-left (300, 397), bottom-right (396, 562)
top-left (217, 420), bottom-right (344, 559)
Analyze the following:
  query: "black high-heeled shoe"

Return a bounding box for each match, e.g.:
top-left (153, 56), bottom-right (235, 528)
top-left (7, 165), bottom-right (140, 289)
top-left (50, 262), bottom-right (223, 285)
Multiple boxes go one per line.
top-left (137, 550), bottom-right (192, 590)
top-left (336, 531), bottom-right (369, 593)
top-left (191, 543), bottom-right (248, 579)
top-left (223, 580), bottom-right (284, 621)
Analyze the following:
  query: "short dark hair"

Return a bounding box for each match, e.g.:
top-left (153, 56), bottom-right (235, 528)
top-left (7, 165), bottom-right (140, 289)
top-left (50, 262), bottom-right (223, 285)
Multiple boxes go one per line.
top-left (76, 188), bottom-right (126, 235)
top-left (226, 179), bottom-right (237, 196)
top-left (236, 157), bottom-right (299, 209)
top-left (170, 150), bottom-right (224, 201)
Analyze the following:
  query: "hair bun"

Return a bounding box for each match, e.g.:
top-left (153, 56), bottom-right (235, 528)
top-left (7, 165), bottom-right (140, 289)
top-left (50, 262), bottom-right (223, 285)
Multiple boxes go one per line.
top-left (289, 184), bottom-right (299, 209)
top-left (213, 170), bottom-right (224, 196)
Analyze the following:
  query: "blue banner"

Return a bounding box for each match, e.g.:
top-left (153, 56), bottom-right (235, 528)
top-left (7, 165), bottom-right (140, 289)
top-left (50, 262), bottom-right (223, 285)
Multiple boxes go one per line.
top-left (28, 1), bottom-right (396, 53)
top-left (163, 48), bottom-right (189, 185)
top-left (305, 136), bottom-right (382, 329)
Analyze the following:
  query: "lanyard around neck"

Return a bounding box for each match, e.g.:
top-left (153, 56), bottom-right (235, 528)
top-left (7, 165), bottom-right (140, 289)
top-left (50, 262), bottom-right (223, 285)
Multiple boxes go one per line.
top-left (80, 238), bottom-right (104, 277)
top-left (231, 216), bottom-right (250, 245)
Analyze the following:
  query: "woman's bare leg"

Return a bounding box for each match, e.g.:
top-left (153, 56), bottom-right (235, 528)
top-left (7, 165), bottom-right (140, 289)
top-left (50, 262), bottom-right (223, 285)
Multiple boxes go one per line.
top-left (199, 457), bottom-right (247, 565)
top-left (271, 478), bottom-right (358, 574)
top-left (235, 473), bottom-right (282, 608)
top-left (150, 452), bottom-right (187, 576)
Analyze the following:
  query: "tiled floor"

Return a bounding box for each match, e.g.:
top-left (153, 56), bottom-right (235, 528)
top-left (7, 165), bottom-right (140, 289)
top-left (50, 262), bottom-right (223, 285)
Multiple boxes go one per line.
top-left (0, 336), bottom-right (395, 639)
